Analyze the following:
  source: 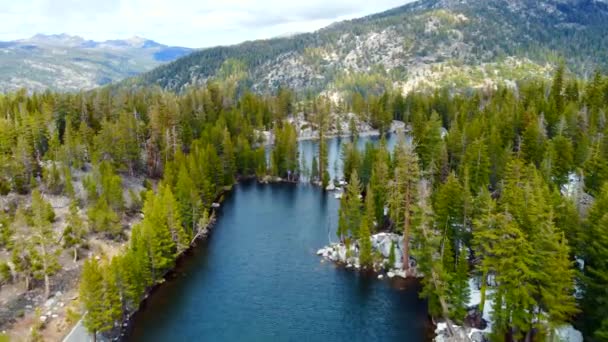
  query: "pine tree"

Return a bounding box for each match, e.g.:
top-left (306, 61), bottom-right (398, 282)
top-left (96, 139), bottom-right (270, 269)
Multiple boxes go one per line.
top-left (222, 129), bottom-right (236, 185)
top-left (580, 184), bottom-right (608, 337)
top-left (80, 258), bottom-right (106, 342)
top-left (358, 186), bottom-right (375, 268)
top-left (538, 228), bottom-right (578, 337)
top-left (416, 111), bottom-right (443, 170)
top-left (103, 259), bottom-right (123, 331)
top-left (471, 189), bottom-right (498, 314)
top-left (433, 173), bottom-right (465, 263)
top-left (30, 190), bottom-right (60, 299)
top-left (370, 142), bottom-right (389, 224)
top-left (175, 163), bottom-right (200, 235)
top-left (461, 138), bottom-right (490, 194)
top-left (449, 247), bottom-right (470, 323)
top-left (358, 215), bottom-right (373, 269)
top-left (341, 142), bottom-right (360, 183)
top-left (62, 200), bottom-right (87, 262)
top-left (489, 214), bottom-right (536, 341)
top-left (160, 184), bottom-right (189, 253)
top-left (412, 179), bottom-right (456, 334)
top-left (88, 197), bottom-right (121, 237)
top-left (390, 141), bottom-right (420, 274)
top-left (550, 63), bottom-right (565, 122)
top-left (337, 171), bottom-right (362, 241)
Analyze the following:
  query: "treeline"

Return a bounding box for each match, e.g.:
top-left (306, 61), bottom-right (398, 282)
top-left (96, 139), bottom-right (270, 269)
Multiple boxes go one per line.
top-left (336, 67), bottom-right (608, 341)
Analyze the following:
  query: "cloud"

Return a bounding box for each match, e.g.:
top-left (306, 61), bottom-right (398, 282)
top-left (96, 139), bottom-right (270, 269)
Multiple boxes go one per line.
top-left (41, 0), bottom-right (122, 17)
top-left (0, 0), bottom-right (413, 47)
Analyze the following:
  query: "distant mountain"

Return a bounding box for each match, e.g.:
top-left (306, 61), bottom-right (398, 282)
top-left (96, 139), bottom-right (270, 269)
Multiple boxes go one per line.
top-left (0, 34), bottom-right (193, 92)
top-left (126, 0), bottom-right (608, 96)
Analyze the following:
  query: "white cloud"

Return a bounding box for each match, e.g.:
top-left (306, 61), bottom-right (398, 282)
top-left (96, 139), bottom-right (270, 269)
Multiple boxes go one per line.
top-left (0, 0), bottom-right (413, 47)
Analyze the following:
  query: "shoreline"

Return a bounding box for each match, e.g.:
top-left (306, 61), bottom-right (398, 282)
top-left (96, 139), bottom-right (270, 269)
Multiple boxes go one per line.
top-left (316, 232), bottom-right (420, 280)
top-left (115, 177), bottom-right (315, 341)
top-left (259, 119), bottom-right (408, 145)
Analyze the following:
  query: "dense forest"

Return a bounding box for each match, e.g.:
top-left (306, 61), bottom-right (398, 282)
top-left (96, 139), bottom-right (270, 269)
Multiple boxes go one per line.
top-left (1, 66), bottom-right (608, 341)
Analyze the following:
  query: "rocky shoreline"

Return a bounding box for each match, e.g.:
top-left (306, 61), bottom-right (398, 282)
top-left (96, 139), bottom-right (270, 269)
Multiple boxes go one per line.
top-left (316, 232), bottom-right (419, 279)
top-left (317, 234), bottom-right (584, 342)
top-left (258, 113), bottom-right (408, 145)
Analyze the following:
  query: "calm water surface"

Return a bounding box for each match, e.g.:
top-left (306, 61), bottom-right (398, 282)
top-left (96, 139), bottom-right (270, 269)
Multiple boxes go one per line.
top-left (128, 135), bottom-right (428, 342)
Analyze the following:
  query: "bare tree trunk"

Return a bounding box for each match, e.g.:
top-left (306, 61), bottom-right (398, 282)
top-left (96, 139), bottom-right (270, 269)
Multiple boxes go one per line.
top-left (403, 215), bottom-right (410, 273)
top-left (44, 274), bottom-right (50, 299)
top-left (42, 243), bottom-right (50, 299)
top-left (479, 270), bottom-right (488, 314)
top-left (402, 190), bottom-right (411, 274)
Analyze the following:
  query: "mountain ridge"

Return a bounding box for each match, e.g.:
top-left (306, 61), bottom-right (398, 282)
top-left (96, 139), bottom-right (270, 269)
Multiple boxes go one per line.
top-left (0, 34), bottom-right (193, 92)
top-left (124, 0), bottom-right (608, 96)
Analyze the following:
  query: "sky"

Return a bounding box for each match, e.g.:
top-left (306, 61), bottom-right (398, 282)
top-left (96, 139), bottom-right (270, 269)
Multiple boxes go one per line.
top-left (0, 0), bottom-right (412, 48)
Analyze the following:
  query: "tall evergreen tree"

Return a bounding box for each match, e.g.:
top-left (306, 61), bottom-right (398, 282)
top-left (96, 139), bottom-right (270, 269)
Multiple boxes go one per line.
top-left (337, 171), bottom-right (362, 241)
top-left (390, 141), bottom-right (420, 274)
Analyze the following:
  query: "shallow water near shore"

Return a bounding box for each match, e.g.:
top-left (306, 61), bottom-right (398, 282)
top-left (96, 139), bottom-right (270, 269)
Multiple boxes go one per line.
top-left (128, 134), bottom-right (428, 342)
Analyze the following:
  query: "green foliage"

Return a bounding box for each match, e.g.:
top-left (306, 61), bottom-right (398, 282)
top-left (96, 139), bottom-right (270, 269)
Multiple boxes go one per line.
top-left (389, 141), bottom-right (421, 271)
top-left (0, 261), bottom-right (10, 284)
top-left (387, 241), bottom-right (396, 270)
top-left (580, 184), bottom-right (608, 338)
top-left (271, 124), bottom-right (298, 178)
top-left (62, 201), bottom-right (87, 262)
top-left (433, 173), bottom-right (466, 262)
top-left (80, 257), bottom-right (121, 338)
top-left (0, 57), bottom-right (606, 341)
top-left (337, 171), bottom-right (362, 241)
top-left (358, 186), bottom-right (375, 268)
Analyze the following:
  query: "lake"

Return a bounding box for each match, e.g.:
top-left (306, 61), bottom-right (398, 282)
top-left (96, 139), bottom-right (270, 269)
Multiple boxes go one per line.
top-left (128, 134), bottom-right (429, 342)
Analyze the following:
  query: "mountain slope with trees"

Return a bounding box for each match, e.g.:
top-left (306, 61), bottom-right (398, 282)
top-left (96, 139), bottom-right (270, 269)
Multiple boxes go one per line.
top-left (126, 0), bottom-right (608, 95)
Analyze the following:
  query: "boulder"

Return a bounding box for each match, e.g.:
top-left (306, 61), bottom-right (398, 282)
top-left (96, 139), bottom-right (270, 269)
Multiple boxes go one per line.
top-left (470, 331), bottom-right (486, 342)
top-left (44, 297), bottom-right (56, 308)
top-left (337, 246), bottom-right (347, 262)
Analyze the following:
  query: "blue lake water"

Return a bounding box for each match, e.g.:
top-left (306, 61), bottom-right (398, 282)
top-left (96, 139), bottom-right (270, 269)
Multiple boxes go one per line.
top-left (128, 135), bottom-right (428, 342)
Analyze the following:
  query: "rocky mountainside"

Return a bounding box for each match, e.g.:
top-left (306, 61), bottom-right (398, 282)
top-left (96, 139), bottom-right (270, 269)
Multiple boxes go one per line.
top-left (128, 0), bottom-right (608, 95)
top-left (0, 34), bottom-right (192, 92)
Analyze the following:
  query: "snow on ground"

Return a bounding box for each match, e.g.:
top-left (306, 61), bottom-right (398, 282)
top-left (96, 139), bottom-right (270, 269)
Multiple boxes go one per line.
top-left (435, 278), bottom-right (583, 342)
top-left (467, 278), bottom-right (494, 327)
top-left (555, 325), bottom-right (583, 342)
top-left (316, 232), bottom-right (418, 277)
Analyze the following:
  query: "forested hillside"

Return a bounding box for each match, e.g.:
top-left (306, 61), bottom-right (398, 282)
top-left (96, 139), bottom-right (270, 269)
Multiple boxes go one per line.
top-left (126, 0), bottom-right (608, 96)
top-left (1, 65), bottom-right (608, 341)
